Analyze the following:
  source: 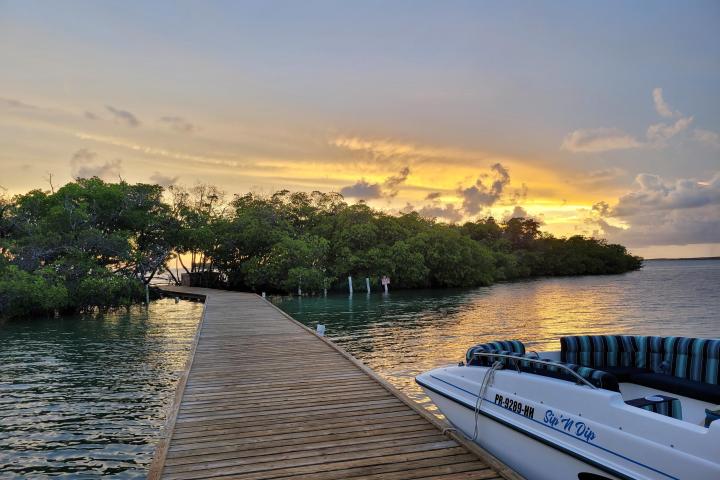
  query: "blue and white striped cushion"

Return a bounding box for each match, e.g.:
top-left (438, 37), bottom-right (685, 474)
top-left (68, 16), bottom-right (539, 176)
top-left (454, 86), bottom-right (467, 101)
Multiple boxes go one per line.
top-left (561, 335), bottom-right (640, 368)
top-left (466, 340), bottom-right (525, 363)
top-left (664, 337), bottom-right (720, 384)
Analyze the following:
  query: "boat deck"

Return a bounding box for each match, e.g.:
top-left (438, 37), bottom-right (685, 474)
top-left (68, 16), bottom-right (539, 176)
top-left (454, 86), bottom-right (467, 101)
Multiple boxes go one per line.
top-left (148, 286), bottom-right (520, 480)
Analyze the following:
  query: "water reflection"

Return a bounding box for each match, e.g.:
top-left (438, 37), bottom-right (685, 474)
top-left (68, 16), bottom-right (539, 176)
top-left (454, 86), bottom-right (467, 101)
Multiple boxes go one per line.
top-left (278, 260), bottom-right (720, 413)
top-left (0, 299), bottom-right (202, 479)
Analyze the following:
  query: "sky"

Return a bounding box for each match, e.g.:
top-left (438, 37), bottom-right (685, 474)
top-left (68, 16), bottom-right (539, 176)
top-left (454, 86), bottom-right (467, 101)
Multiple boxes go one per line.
top-left (1, 0), bottom-right (719, 258)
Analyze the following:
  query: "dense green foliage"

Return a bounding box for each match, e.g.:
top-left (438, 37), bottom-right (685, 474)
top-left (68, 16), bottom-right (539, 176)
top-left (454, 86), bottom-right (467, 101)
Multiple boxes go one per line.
top-left (0, 180), bottom-right (642, 319)
top-left (0, 179), bottom-right (176, 319)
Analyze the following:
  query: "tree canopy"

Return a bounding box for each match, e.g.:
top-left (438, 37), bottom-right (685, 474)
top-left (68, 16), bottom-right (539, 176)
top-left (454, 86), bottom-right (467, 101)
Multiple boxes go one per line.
top-left (0, 179), bottom-right (642, 319)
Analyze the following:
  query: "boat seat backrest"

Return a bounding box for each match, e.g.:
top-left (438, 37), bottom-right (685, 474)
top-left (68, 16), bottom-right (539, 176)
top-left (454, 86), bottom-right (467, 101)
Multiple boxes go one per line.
top-left (540, 361), bottom-right (620, 391)
top-left (560, 335), bottom-right (643, 368)
top-left (663, 337), bottom-right (719, 385)
top-left (469, 348), bottom-right (620, 392)
top-left (646, 335), bottom-right (665, 372)
top-left (470, 349), bottom-right (529, 368)
top-left (466, 340), bottom-right (525, 363)
top-left (561, 334), bottom-right (720, 385)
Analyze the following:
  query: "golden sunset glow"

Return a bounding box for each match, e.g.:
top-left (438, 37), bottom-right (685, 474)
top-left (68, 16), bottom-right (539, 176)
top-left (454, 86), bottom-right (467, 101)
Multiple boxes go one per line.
top-left (2, 2), bottom-right (718, 258)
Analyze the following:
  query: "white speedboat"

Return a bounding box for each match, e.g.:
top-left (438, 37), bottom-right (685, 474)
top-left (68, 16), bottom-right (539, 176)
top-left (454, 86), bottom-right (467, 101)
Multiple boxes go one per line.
top-left (416, 335), bottom-right (720, 480)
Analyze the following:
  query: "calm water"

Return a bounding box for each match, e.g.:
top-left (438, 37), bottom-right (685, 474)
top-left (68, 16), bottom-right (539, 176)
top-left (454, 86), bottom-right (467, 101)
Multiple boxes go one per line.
top-left (1, 261), bottom-right (718, 477)
top-left (0, 299), bottom-right (203, 479)
top-left (278, 259), bottom-right (720, 410)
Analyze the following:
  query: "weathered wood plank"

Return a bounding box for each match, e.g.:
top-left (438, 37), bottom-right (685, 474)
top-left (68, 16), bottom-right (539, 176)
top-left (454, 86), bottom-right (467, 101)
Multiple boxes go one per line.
top-left (147, 287), bottom-right (521, 480)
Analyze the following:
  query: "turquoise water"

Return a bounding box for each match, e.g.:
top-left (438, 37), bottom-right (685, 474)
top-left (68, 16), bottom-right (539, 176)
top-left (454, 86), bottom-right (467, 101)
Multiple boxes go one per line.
top-left (0, 299), bottom-right (203, 479)
top-left (277, 259), bottom-right (720, 408)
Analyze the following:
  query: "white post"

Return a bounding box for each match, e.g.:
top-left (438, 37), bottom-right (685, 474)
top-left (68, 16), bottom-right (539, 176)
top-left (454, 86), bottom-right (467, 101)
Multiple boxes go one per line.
top-left (365, 277), bottom-right (371, 293)
top-left (348, 276), bottom-right (353, 294)
top-left (316, 324), bottom-right (326, 336)
top-left (298, 285), bottom-right (302, 296)
top-left (382, 275), bottom-right (390, 294)
top-left (262, 291), bottom-right (266, 298)
top-left (145, 284), bottom-right (150, 306)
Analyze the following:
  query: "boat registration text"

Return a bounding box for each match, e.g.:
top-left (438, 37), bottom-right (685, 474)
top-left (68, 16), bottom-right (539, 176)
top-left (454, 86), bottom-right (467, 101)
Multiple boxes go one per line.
top-left (494, 393), bottom-right (535, 419)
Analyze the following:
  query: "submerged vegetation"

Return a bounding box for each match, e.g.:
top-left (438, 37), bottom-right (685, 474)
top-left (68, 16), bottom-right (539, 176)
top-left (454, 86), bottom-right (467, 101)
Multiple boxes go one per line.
top-left (0, 179), bottom-right (642, 319)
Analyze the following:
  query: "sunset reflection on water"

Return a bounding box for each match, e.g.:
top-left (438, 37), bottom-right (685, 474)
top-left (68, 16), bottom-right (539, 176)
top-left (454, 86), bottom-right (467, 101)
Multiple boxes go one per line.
top-left (278, 260), bottom-right (720, 414)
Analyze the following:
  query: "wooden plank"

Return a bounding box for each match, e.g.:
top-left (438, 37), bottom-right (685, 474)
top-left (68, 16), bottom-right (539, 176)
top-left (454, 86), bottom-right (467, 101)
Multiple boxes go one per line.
top-left (147, 287), bottom-right (522, 480)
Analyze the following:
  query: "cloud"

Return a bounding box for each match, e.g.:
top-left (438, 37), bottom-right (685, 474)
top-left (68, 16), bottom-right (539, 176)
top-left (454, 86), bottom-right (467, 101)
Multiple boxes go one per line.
top-left (425, 192), bottom-right (442, 201)
top-left (84, 111), bottom-right (99, 120)
top-left (591, 201), bottom-right (611, 217)
top-left (339, 179), bottom-right (383, 199)
top-left (460, 163), bottom-right (511, 215)
top-left (382, 166), bottom-right (410, 197)
top-left (585, 168), bottom-right (626, 181)
top-left (596, 208), bottom-right (720, 247)
top-left (693, 129), bottom-right (720, 148)
top-left (106, 105), bottom-right (140, 127)
top-left (646, 116), bottom-right (693, 144)
top-left (613, 173), bottom-right (720, 217)
top-left (149, 172), bottom-right (179, 186)
top-left (561, 128), bottom-right (642, 153)
top-left (73, 132), bottom-right (250, 169)
top-left (70, 149), bottom-right (123, 179)
top-left (160, 116), bottom-right (196, 134)
top-left (417, 203), bottom-right (464, 222)
top-left (509, 182), bottom-right (528, 203)
top-left (502, 205), bottom-right (544, 224)
top-left (591, 172), bottom-right (720, 247)
top-left (652, 87), bottom-right (677, 118)
top-left (0, 97), bottom-right (39, 110)
top-left (504, 206), bottom-right (528, 221)
top-left (332, 136), bottom-right (480, 163)
top-left (562, 88), bottom-right (698, 153)
top-left (339, 166), bottom-right (411, 199)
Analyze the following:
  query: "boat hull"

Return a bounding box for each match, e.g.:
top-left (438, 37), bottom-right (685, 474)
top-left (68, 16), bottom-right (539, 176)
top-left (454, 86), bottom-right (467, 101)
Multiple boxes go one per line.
top-left (424, 388), bottom-right (620, 480)
top-left (417, 365), bottom-right (720, 480)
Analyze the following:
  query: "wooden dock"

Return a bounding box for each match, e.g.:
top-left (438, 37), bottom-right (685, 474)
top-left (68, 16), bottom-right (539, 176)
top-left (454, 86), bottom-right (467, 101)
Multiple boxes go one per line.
top-left (148, 286), bottom-right (520, 480)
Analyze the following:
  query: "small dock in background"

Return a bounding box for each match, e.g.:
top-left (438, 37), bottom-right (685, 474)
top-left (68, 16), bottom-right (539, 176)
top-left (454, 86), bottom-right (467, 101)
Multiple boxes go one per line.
top-left (148, 286), bottom-right (521, 480)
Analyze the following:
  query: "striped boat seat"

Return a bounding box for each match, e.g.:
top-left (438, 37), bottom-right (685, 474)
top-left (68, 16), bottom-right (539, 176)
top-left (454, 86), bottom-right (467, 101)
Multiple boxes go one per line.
top-left (560, 334), bottom-right (720, 403)
top-left (662, 336), bottom-right (720, 385)
top-left (560, 335), bottom-right (644, 368)
top-left (469, 348), bottom-right (620, 392)
top-left (538, 361), bottom-right (620, 392)
top-left (466, 340), bottom-right (525, 364)
top-left (469, 349), bottom-right (529, 368)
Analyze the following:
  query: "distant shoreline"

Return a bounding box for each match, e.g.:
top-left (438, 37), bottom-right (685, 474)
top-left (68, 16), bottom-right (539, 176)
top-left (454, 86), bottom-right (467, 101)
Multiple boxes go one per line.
top-left (646, 256), bottom-right (720, 261)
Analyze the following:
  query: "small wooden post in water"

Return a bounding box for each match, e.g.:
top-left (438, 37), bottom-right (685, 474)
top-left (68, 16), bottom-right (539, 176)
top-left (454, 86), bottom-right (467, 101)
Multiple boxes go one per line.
top-left (348, 276), bottom-right (353, 294)
top-left (365, 277), bottom-right (371, 293)
top-left (145, 284), bottom-right (150, 306)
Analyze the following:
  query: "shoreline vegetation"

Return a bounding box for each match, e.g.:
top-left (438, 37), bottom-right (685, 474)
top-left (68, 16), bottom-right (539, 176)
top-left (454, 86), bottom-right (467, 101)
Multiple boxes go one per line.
top-left (0, 178), bottom-right (642, 320)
